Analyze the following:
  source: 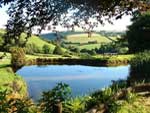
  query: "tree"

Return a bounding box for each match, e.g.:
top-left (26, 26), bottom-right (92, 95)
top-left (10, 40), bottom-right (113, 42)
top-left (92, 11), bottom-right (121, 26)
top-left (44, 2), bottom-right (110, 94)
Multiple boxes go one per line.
top-left (1, 0), bottom-right (150, 49)
top-left (53, 45), bottom-right (64, 55)
top-left (125, 12), bottom-right (150, 53)
top-left (42, 44), bottom-right (50, 54)
top-left (1, 0), bottom-right (71, 49)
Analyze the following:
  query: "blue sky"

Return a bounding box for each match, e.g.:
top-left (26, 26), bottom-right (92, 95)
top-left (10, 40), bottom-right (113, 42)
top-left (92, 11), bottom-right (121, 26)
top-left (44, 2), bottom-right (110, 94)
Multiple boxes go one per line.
top-left (0, 5), bottom-right (132, 32)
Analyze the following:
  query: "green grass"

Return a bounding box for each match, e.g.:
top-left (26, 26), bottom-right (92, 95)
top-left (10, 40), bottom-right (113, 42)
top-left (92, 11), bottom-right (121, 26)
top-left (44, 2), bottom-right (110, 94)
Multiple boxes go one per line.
top-left (63, 33), bottom-right (118, 50)
top-left (117, 97), bottom-right (150, 113)
top-left (21, 33), bottom-right (56, 52)
top-left (0, 30), bottom-right (56, 53)
top-left (0, 67), bottom-right (27, 97)
top-left (64, 33), bottom-right (112, 44)
top-left (93, 54), bottom-right (134, 61)
top-left (79, 44), bottom-right (101, 50)
top-left (0, 52), bottom-right (11, 67)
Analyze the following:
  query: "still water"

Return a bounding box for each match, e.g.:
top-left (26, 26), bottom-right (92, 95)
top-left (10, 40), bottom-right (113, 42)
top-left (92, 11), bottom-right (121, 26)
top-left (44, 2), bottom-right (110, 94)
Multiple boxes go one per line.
top-left (17, 65), bottom-right (130, 101)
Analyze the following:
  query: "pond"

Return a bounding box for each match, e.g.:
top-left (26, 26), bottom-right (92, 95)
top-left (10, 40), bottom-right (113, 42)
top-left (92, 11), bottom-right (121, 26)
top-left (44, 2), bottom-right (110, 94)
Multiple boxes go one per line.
top-left (16, 65), bottom-right (130, 101)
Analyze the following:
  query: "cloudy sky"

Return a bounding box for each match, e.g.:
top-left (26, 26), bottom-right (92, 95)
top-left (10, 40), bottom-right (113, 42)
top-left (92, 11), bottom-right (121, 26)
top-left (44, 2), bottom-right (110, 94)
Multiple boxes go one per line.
top-left (0, 5), bottom-right (132, 33)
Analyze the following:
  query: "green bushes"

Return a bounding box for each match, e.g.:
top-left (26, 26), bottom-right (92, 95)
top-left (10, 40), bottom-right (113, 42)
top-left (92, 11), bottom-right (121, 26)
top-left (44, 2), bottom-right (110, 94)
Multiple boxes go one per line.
top-left (129, 51), bottom-right (150, 84)
top-left (42, 44), bottom-right (51, 54)
top-left (39, 83), bottom-right (71, 113)
top-left (53, 45), bottom-right (64, 55)
top-left (10, 47), bottom-right (26, 68)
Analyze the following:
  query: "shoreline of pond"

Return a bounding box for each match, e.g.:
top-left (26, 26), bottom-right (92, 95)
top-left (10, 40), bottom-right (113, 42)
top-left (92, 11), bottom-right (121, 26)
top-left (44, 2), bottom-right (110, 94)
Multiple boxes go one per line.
top-left (25, 57), bottom-right (130, 67)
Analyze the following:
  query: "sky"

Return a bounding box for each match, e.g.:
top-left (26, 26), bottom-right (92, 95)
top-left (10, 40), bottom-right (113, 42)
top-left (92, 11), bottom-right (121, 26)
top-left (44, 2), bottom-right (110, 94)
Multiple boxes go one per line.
top-left (0, 5), bottom-right (132, 33)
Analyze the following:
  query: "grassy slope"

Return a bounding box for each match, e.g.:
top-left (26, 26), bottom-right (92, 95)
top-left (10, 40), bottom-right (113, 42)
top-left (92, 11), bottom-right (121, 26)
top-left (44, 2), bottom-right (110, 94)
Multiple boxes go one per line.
top-left (0, 67), bottom-right (27, 97)
top-left (117, 96), bottom-right (150, 113)
top-left (0, 30), bottom-right (56, 52)
top-left (79, 44), bottom-right (101, 50)
top-left (21, 33), bottom-right (56, 52)
top-left (64, 33), bottom-right (112, 44)
top-left (63, 33), bottom-right (118, 50)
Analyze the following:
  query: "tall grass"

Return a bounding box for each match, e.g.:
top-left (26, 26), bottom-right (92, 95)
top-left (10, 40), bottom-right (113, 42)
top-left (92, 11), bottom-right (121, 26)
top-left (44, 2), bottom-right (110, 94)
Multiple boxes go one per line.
top-left (129, 50), bottom-right (150, 84)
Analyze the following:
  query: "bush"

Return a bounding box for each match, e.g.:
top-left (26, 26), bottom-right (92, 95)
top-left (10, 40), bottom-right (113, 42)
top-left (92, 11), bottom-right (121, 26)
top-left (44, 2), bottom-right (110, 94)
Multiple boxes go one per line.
top-left (42, 44), bottom-right (51, 54)
top-left (53, 45), bottom-right (64, 55)
top-left (79, 53), bottom-right (93, 59)
top-left (80, 49), bottom-right (97, 55)
top-left (63, 96), bottom-right (89, 113)
top-left (10, 47), bottom-right (26, 68)
top-left (118, 47), bottom-right (128, 54)
top-left (0, 90), bottom-right (39, 113)
top-left (39, 83), bottom-right (71, 113)
top-left (128, 51), bottom-right (150, 84)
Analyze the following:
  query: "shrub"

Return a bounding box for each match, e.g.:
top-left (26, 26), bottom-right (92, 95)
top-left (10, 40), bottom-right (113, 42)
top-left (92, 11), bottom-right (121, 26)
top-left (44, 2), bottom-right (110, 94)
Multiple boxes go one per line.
top-left (39, 83), bottom-right (71, 113)
top-left (128, 50), bottom-right (150, 84)
top-left (118, 47), bottom-right (129, 54)
top-left (0, 90), bottom-right (39, 113)
top-left (63, 96), bottom-right (89, 113)
top-left (79, 53), bottom-right (93, 59)
top-left (42, 44), bottom-right (51, 54)
top-left (10, 47), bottom-right (26, 68)
top-left (53, 45), bottom-right (64, 55)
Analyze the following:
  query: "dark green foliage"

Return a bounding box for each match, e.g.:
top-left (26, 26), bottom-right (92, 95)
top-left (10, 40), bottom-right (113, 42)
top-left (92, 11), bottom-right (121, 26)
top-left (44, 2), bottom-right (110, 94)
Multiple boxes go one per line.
top-left (125, 12), bottom-right (150, 53)
top-left (80, 49), bottom-right (97, 55)
top-left (79, 53), bottom-right (93, 59)
top-left (69, 47), bottom-right (80, 53)
top-left (53, 45), bottom-right (64, 55)
top-left (128, 51), bottom-right (150, 84)
top-left (2, 0), bottom-right (71, 49)
top-left (39, 83), bottom-right (71, 113)
top-left (42, 44), bottom-right (51, 54)
top-left (2, 0), bottom-right (149, 50)
top-left (10, 47), bottom-right (26, 68)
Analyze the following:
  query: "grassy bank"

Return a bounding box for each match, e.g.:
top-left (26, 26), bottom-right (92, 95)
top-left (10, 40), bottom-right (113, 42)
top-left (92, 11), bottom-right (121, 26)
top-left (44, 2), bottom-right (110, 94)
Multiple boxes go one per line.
top-left (0, 52), bottom-right (134, 66)
top-left (0, 67), bottom-right (27, 97)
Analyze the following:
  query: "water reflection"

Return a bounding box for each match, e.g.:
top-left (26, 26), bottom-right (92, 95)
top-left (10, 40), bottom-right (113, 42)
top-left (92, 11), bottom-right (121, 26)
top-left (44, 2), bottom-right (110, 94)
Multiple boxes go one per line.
top-left (17, 65), bottom-right (130, 101)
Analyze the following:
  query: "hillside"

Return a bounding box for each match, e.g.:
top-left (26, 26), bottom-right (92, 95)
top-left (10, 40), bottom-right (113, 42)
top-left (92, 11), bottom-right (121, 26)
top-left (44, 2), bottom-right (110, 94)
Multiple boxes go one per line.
top-left (0, 30), bottom-right (56, 53)
top-left (40, 32), bottom-right (119, 50)
top-left (26, 35), bottom-right (55, 51)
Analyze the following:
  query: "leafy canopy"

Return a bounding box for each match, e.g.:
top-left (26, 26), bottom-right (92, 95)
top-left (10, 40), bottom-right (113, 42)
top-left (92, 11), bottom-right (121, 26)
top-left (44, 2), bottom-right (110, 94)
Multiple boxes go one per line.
top-left (125, 12), bottom-right (150, 53)
top-left (1, 0), bottom-right (150, 48)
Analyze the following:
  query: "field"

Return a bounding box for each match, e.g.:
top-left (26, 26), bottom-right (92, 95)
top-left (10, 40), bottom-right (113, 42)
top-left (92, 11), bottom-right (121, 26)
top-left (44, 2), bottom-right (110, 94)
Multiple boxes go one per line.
top-left (64, 33), bottom-right (112, 44)
top-left (63, 33), bottom-right (118, 50)
top-left (79, 44), bottom-right (101, 50)
top-left (40, 32), bottom-right (119, 50)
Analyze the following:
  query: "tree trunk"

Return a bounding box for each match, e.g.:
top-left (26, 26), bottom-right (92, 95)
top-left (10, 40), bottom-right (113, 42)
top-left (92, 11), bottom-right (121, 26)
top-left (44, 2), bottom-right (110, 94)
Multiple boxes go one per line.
top-left (53, 102), bottom-right (62, 113)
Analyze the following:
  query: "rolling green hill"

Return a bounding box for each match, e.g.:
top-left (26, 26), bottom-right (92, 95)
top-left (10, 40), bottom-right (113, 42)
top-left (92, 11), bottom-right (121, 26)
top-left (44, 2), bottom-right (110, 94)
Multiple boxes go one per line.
top-left (40, 31), bottom-right (119, 50)
top-left (0, 29), bottom-right (56, 53)
top-left (63, 33), bottom-right (118, 50)
top-left (64, 33), bottom-right (112, 44)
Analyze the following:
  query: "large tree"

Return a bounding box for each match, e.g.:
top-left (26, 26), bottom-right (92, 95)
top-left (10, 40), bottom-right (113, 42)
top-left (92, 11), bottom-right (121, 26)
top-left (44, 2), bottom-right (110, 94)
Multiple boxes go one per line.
top-left (1, 0), bottom-right (150, 49)
top-left (125, 12), bottom-right (150, 53)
